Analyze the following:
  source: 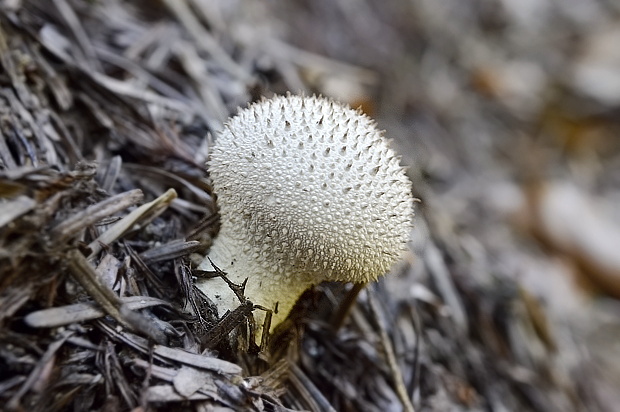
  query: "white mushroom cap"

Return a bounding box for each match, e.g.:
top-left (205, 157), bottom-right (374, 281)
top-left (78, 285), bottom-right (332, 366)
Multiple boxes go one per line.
top-left (197, 95), bottom-right (414, 335)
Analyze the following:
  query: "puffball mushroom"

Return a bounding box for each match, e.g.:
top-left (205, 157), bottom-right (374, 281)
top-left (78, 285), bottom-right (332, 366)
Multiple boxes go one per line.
top-left (197, 95), bottom-right (414, 336)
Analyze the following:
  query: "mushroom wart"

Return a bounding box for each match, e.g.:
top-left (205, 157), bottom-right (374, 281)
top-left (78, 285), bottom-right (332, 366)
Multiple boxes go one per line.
top-left (197, 95), bottom-right (414, 335)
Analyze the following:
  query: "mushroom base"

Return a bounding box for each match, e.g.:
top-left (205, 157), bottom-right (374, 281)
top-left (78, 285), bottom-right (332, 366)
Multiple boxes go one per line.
top-left (196, 234), bottom-right (315, 340)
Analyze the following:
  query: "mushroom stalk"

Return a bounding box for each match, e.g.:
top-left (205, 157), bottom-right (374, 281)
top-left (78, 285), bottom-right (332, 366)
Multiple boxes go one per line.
top-left (199, 229), bottom-right (313, 329)
top-left (197, 95), bottom-right (414, 338)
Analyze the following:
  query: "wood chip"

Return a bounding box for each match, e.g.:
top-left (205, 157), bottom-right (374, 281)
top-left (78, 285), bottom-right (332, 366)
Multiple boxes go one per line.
top-left (173, 366), bottom-right (214, 398)
top-left (0, 195), bottom-right (36, 227)
top-left (24, 296), bottom-right (172, 328)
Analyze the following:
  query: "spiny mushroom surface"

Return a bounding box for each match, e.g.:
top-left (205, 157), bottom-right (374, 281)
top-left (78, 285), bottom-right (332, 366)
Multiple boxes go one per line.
top-left (197, 95), bottom-right (414, 336)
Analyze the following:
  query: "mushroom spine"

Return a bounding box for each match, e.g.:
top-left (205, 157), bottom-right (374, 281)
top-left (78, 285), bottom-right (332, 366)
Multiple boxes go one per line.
top-left (197, 95), bottom-right (414, 335)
